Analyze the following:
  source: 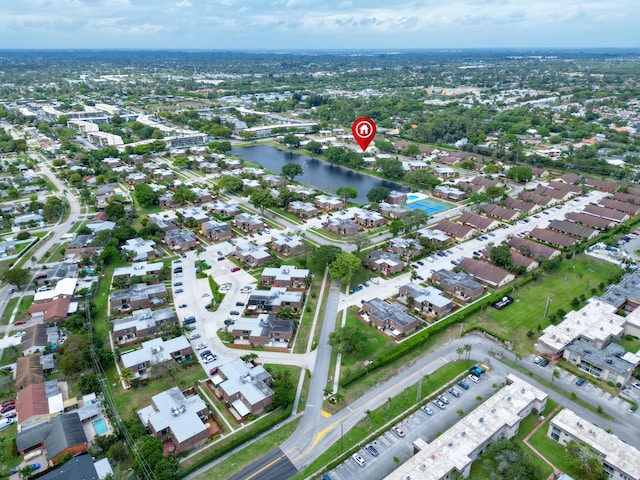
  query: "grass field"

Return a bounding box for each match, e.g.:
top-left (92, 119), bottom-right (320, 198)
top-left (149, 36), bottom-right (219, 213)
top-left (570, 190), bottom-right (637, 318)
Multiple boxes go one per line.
top-left (340, 308), bottom-right (389, 368)
top-left (466, 255), bottom-right (621, 355)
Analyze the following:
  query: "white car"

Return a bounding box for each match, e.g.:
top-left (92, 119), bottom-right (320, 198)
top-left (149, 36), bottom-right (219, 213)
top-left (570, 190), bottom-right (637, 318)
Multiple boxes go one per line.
top-left (370, 278), bottom-right (379, 285)
top-left (195, 343), bottom-right (207, 350)
top-left (351, 453), bottom-right (366, 467)
top-left (12, 331), bottom-right (25, 337)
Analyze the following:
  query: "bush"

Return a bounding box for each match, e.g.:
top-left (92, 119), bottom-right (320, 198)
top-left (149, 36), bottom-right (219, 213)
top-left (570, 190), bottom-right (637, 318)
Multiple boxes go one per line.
top-left (16, 231), bottom-right (30, 240)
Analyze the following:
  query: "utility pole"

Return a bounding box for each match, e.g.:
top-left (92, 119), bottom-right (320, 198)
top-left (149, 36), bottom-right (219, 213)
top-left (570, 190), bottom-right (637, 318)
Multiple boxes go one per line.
top-left (543, 293), bottom-right (553, 318)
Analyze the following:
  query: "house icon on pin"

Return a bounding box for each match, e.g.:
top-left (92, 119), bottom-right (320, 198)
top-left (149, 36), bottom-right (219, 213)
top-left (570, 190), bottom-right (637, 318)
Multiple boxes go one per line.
top-left (359, 123), bottom-right (370, 136)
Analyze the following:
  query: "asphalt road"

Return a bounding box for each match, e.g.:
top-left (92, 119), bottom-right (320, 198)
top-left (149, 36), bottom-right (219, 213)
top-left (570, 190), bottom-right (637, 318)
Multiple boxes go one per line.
top-left (227, 448), bottom-right (297, 480)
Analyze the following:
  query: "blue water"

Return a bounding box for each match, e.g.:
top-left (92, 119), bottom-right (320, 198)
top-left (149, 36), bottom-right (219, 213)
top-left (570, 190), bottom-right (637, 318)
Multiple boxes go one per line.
top-left (407, 194), bottom-right (420, 201)
top-left (93, 418), bottom-right (108, 435)
top-left (405, 199), bottom-right (451, 215)
top-left (85, 269), bottom-right (94, 274)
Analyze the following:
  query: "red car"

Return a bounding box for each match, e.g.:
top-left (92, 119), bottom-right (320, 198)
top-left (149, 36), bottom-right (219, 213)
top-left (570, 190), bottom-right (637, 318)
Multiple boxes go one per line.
top-left (230, 267), bottom-right (241, 272)
top-left (14, 320), bottom-right (26, 325)
top-left (1, 404), bottom-right (15, 413)
top-left (1, 399), bottom-right (15, 407)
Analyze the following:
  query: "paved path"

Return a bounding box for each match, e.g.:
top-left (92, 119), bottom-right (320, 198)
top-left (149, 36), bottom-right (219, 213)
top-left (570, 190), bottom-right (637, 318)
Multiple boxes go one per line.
top-left (522, 404), bottom-right (562, 480)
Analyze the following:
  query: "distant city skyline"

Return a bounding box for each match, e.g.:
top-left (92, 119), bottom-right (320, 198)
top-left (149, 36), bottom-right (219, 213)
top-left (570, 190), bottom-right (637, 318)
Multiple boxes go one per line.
top-left (1, 0), bottom-right (638, 50)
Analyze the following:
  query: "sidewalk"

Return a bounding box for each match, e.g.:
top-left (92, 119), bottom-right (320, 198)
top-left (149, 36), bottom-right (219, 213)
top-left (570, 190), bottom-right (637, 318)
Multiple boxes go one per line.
top-left (522, 404), bottom-right (562, 480)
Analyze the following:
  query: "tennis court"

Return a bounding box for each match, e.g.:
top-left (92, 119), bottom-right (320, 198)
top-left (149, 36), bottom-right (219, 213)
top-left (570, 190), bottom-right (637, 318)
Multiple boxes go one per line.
top-left (405, 198), bottom-right (451, 215)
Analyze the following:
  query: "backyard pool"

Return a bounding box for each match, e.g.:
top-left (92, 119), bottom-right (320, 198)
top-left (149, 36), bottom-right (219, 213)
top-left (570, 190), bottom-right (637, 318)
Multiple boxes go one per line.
top-left (93, 418), bottom-right (108, 435)
top-left (407, 194), bottom-right (421, 201)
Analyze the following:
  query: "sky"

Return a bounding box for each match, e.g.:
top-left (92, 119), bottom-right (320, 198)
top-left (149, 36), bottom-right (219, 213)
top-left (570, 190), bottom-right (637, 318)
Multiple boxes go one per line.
top-left (0, 0), bottom-right (638, 50)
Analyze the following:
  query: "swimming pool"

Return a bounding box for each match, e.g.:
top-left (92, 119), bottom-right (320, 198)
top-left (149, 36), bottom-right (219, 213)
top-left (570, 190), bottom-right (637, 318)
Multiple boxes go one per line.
top-left (93, 418), bottom-right (108, 435)
top-left (405, 198), bottom-right (451, 215)
top-left (407, 194), bottom-right (420, 201)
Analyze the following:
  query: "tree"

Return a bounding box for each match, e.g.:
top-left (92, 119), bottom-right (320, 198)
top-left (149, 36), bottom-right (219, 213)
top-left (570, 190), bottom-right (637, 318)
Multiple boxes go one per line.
top-left (336, 186), bottom-right (358, 204)
top-left (375, 158), bottom-right (404, 178)
top-left (489, 244), bottom-right (513, 269)
top-left (367, 186), bottom-right (390, 203)
top-left (267, 366), bottom-right (296, 408)
top-left (281, 163), bottom-right (303, 183)
top-left (308, 245), bottom-right (341, 274)
top-left (404, 170), bottom-right (441, 190)
top-left (133, 184), bottom-right (158, 207)
top-left (217, 175), bottom-right (244, 193)
top-left (250, 189), bottom-right (277, 214)
top-left (464, 343), bottom-right (472, 367)
top-left (2, 268), bottom-right (29, 290)
top-left (306, 140), bottom-right (322, 155)
top-left (276, 306), bottom-right (297, 320)
top-left (389, 219), bottom-right (404, 236)
top-left (486, 185), bottom-right (506, 202)
top-left (456, 347), bottom-right (464, 360)
top-left (329, 252), bottom-right (361, 286)
top-left (104, 200), bottom-right (126, 221)
top-left (42, 196), bottom-right (66, 221)
top-left (481, 438), bottom-right (543, 480)
top-left (374, 140), bottom-right (395, 152)
top-left (328, 324), bottom-right (366, 355)
top-left (119, 368), bottom-right (134, 385)
top-left (58, 334), bottom-right (91, 377)
top-left (349, 232), bottom-right (371, 252)
top-left (282, 133), bottom-right (300, 148)
top-left (16, 231), bottom-right (30, 240)
top-left (506, 165), bottom-right (533, 182)
top-left (172, 185), bottom-right (196, 204)
top-left (483, 163), bottom-right (500, 174)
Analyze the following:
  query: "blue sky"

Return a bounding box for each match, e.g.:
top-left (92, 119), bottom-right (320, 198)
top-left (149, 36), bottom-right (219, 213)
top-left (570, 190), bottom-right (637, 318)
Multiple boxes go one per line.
top-left (1, 0), bottom-right (638, 49)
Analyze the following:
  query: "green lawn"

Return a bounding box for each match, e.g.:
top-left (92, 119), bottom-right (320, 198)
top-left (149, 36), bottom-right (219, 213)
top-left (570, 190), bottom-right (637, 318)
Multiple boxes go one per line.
top-left (1, 297), bottom-right (18, 326)
top-left (466, 255), bottom-right (621, 355)
top-left (339, 308), bottom-right (389, 368)
top-left (0, 423), bottom-right (22, 472)
top-left (620, 334), bottom-right (640, 354)
top-left (293, 275), bottom-right (323, 354)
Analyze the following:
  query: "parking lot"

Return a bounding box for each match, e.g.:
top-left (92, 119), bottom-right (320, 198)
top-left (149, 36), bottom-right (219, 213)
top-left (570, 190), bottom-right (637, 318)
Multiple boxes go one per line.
top-left (324, 371), bottom-right (500, 480)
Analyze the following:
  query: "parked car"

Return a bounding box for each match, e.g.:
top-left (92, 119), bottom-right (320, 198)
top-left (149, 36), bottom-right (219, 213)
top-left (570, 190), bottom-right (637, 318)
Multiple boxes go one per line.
top-left (539, 359), bottom-right (550, 367)
top-left (448, 388), bottom-right (460, 398)
top-left (178, 304), bottom-right (187, 308)
top-left (224, 318), bottom-right (235, 326)
top-left (437, 394), bottom-right (449, 405)
top-left (364, 444), bottom-right (379, 456)
top-left (195, 343), bottom-right (207, 350)
top-left (533, 356), bottom-right (543, 364)
top-left (231, 267), bottom-right (241, 272)
top-left (27, 463), bottom-right (40, 472)
top-left (217, 257), bottom-right (225, 261)
top-left (175, 288), bottom-right (184, 294)
top-left (417, 260), bottom-right (424, 266)
top-left (575, 378), bottom-right (586, 386)
top-left (420, 405), bottom-right (434, 415)
top-left (391, 425), bottom-right (405, 437)
top-left (1, 399), bottom-right (15, 407)
top-left (351, 453), bottom-right (366, 467)
top-left (457, 380), bottom-right (469, 390)
top-left (370, 278), bottom-right (379, 285)
top-left (180, 252), bottom-right (187, 258)
top-left (0, 404), bottom-right (15, 414)
top-left (199, 350), bottom-right (211, 358)
top-left (189, 333), bottom-right (201, 340)
top-left (416, 275), bottom-right (424, 281)
top-left (174, 282), bottom-right (183, 287)
top-left (468, 374), bottom-right (480, 383)
top-left (229, 310), bottom-right (240, 316)
top-left (235, 301), bottom-right (245, 306)
top-left (433, 399), bottom-right (446, 410)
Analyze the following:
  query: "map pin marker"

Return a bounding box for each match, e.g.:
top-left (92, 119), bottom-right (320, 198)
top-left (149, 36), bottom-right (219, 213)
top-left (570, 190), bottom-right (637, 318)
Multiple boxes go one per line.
top-left (352, 117), bottom-right (376, 152)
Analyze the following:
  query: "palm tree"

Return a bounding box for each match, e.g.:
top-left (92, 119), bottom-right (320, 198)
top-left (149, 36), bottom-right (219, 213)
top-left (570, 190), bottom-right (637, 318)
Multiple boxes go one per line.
top-left (456, 347), bottom-right (464, 360)
top-left (333, 392), bottom-right (344, 404)
top-left (464, 344), bottom-right (472, 367)
top-left (119, 368), bottom-right (134, 386)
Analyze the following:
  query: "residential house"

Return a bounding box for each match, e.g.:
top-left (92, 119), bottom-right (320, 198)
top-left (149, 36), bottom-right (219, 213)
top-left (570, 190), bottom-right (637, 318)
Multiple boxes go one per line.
top-left (211, 200), bottom-right (241, 218)
top-left (585, 178), bottom-right (620, 193)
top-left (234, 213), bottom-right (265, 232)
top-left (181, 207), bottom-right (210, 226)
top-left (270, 233), bottom-right (305, 257)
top-left (379, 202), bottom-right (410, 219)
top-left (158, 194), bottom-right (178, 209)
top-left (566, 211), bottom-right (616, 230)
top-left (583, 204), bottom-right (629, 223)
top-left (15, 354), bottom-right (44, 390)
top-left (112, 262), bottom-right (163, 285)
top-left (109, 283), bottom-right (168, 312)
top-left (386, 190), bottom-right (407, 205)
top-left (28, 297), bottom-right (71, 323)
top-left (235, 242), bottom-right (272, 267)
top-left (504, 197), bottom-right (541, 214)
top-left (210, 359), bottom-right (274, 417)
top-left (122, 238), bottom-right (158, 262)
top-left (314, 194), bottom-right (344, 211)
top-left (457, 212), bottom-right (501, 232)
top-left (433, 185), bottom-right (467, 201)
top-left (612, 191), bottom-right (640, 205)
top-left (398, 282), bottom-right (453, 319)
top-left (508, 237), bottom-right (561, 260)
top-left (137, 387), bottom-right (211, 454)
top-left (511, 252), bottom-right (539, 272)
top-left (288, 201), bottom-right (318, 218)
top-left (36, 454), bottom-right (103, 480)
top-left (355, 210), bottom-right (386, 228)
top-left (563, 339), bottom-right (637, 385)
top-left (367, 250), bottom-right (405, 275)
top-left (15, 382), bottom-right (52, 430)
top-left (16, 412), bottom-right (88, 464)
top-left (457, 258), bottom-right (515, 288)
top-left (125, 172), bottom-right (147, 185)
top-left (548, 409), bottom-right (640, 480)
top-left (325, 218), bottom-right (359, 236)
top-left (360, 297), bottom-right (418, 335)
top-left (599, 198), bottom-right (640, 216)
top-left (261, 266), bottom-right (309, 289)
top-left (483, 204), bottom-right (520, 222)
top-left (548, 220), bottom-right (598, 240)
top-left (416, 228), bottom-right (453, 247)
top-left (147, 213), bottom-right (177, 231)
top-left (247, 287), bottom-right (303, 314)
top-left (200, 220), bottom-right (232, 242)
top-left (164, 228), bottom-right (198, 252)
top-left (528, 227), bottom-right (578, 248)
top-left (520, 191), bottom-right (556, 207)
top-left (112, 307), bottom-right (176, 346)
top-left (192, 187), bottom-right (213, 203)
top-left (388, 238), bottom-right (424, 258)
top-left (231, 314), bottom-right (295, 348)
top-left (21, 324), bottom-right (49, 356)
top-left (435, 219), bottom-right (477, 242)
top-left (120, 336), bottom-right (193, 378)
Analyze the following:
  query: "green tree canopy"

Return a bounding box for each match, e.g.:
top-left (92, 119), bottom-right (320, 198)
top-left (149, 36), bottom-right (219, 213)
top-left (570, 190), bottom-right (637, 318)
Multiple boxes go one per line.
top-left (218, 175), bottom-right (243, 193)
top-left (367, 186), bottom-right (390, 203)
top-left (250, 189), bottom-right (277, 214)
top-left (329, 252), bottom-right (361, 285)
top-left (506, 165), bottom-right (533, 182)
top-left (308, 245), bottom-right (342, 274)
top-left (104, 200), bottom-right (126, 221)
top-left (306, 140), bottom-right (322, 155)
top-left (489, 244), bottom-right (513, 269)
top-left (133, 183), bottom-right (159, 207)
top-left (2, 268), bottom-right (30, 290)
top-left (282, 133), bottom-right (300, 148)
top-left (328, 324), bottom-right (366, 355)
top-left (281, 163), bottom-right (303, 182)
top-left (404, 170), bottom-right (441, 190)
top-left (336, 186), bottom-right (358, 204)
top-left (172, 185), bottom-right (196, 204)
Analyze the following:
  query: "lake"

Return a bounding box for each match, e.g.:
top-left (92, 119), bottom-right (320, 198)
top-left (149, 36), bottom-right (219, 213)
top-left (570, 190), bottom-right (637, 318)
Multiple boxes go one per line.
top-left (231, 145), bottom-right (409, 204)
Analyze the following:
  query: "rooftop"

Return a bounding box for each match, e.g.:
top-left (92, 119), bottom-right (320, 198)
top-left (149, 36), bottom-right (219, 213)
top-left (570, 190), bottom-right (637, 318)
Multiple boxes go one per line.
top-left (364, 297), bottom-right (417, 327)
top-left (120, 336), bottom-right (190, 369)
top-left (216, 358), bottom-right (274, 405)
top-left (261, 265), bottom-right (309, 281)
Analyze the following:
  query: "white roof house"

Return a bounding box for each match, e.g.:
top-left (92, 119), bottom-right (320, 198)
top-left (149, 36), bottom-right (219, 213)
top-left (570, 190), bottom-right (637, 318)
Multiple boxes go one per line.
top-left (33, 278), bottom-right (78, 303)
top-left (120, 336), bottom-right (190, 370)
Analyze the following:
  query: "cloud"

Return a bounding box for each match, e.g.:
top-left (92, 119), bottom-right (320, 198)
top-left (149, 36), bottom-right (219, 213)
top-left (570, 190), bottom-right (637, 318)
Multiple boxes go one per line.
top-left (175, 0), bottom-right (192, 7)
